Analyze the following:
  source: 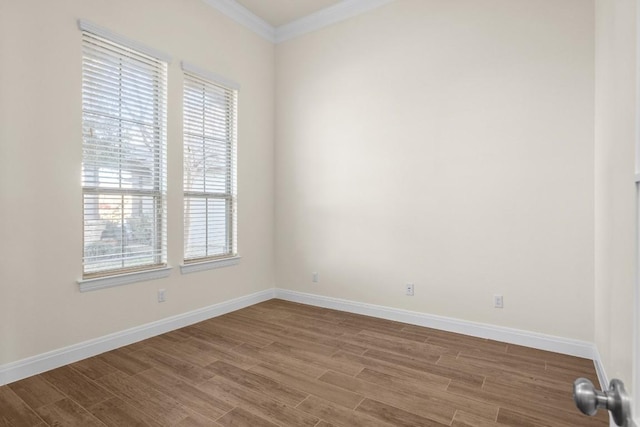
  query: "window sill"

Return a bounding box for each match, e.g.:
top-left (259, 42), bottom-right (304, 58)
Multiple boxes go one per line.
top-left (78, 266), bottom-right (172, 292)
top-left (180, 256), bottom-right (241, 275)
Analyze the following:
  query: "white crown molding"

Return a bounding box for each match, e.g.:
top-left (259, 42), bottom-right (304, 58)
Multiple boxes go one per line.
top-left (0, 289), bottom-right (275, 386)
top-left (202, 0), bottom-right (396, 44)
top-left (275, 0), bottom-right (395, 43)
top-left (274, 289), bottom-right (598, 359)
top-left (202, 0), bottom-right (276, 42)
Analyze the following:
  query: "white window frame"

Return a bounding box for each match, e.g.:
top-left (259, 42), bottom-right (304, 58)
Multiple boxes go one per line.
top-left (180, 62), bottom-right (240, 274)
top-left (77, 21), bottom-right (171, 291)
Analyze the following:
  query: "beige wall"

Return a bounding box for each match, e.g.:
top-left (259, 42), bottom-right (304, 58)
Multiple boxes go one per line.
top-left (594, 0), bottom-right (637, 394)
top-left (0, 0), bottom-right (275, 365)
top-left (275, 0), bottom-right (596, 340)
top-left (3, 0), bottom-right (636, 399)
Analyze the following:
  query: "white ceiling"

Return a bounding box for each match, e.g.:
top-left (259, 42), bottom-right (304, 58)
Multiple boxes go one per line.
top-left (235, 0), bottom-right (344, 27)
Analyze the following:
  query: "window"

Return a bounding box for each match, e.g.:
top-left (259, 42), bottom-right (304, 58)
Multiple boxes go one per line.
top-left (182, 64), bottom-right (238, 267)
top-left (80, 22), bottom-right (168, 281)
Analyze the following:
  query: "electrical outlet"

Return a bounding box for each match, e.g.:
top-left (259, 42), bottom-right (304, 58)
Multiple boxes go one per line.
top-left (158, 289), bottom-right (166, 303)
top-left (406, 283), bottom-right (414, 296)
top-left (494, 294), bottom-right (503, 308)
top-left (312, 272), bottom-right (319, 283)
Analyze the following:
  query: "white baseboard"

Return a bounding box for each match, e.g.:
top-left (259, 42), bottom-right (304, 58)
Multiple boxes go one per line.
top-left (592, 345), bottom-right (609, 389)
top-left (274, 289), bottom-right (598, 360)
top-left (593, 347), bottom-right (638, 427)
top-left (0, 289), bottom-right (276, 386)
top-left (0, 287), bottom-right (606, 390)
top-left (270, 290), bottom-right (630, 427)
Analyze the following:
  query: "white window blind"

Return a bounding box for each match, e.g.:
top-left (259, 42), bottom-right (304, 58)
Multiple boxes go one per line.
top-left (183, 69), bottom-right (238, 263)
top-left (81, 28), bottom-right (168, 278)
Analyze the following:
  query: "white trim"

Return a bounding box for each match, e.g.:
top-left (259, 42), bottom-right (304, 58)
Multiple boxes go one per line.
top-left (77, 20), bottom-right (172, 63)
top-left (201, 0), bottom-right (275, 42)
top-left (274, 289), bottom-right (597, 359)
top-left (0, 286), bottom-right (609, 392)
top-left (593, 345), bottom-right (609, 389)
top-left (592, 348), bottom-right (619, 427)
top-left (569, 343), bottom-right (635, 427)
top-left (180, 256), bottom-right (241, 274)
top-left (634, 1), bottom-right (640, 421)
top-left (181, 61), bottom-right (240, 91)
top-left (0, 289), bottom-right (275, 386)
top-left (200, 0), bottom-right (396, 44)
top-left (275, 0), bottom-right (395, 43)
top-left (635, 180), bottom-right (640, 426)
top-left (78, 267), bottom-right (173, 292)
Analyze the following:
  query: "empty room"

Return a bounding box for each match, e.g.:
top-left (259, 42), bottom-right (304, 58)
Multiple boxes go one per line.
top-left (0, 0), bottom-right (638, 426)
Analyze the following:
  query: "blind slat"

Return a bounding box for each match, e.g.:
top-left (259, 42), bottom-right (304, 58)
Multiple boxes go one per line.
top-left (82, 29), bottom-right (168, 278)
top-left (183, 72), bottom-right (238, 263)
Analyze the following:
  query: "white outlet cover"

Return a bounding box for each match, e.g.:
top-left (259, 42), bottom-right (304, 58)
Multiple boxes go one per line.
top-left (406, 283), bottom-right (414, 296)
top-left (494, 294), bottom-right (503, 308)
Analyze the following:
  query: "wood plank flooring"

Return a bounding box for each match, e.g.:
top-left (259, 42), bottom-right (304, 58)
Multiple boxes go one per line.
top-left (0, 299), bottom-right (608, 426)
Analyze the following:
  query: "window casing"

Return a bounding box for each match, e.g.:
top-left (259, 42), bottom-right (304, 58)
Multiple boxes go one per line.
top-left (81, 28), bottom-right (168, 278)
top-left (183, 69), bottom-right (238, 264)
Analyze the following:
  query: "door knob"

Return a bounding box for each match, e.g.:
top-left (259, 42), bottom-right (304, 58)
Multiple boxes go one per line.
top-left (573, 377), bottom-right (631, 427)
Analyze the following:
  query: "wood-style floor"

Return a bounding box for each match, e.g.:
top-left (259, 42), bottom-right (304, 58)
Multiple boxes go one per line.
top-left (0, 299), bottom-right (607, 426)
